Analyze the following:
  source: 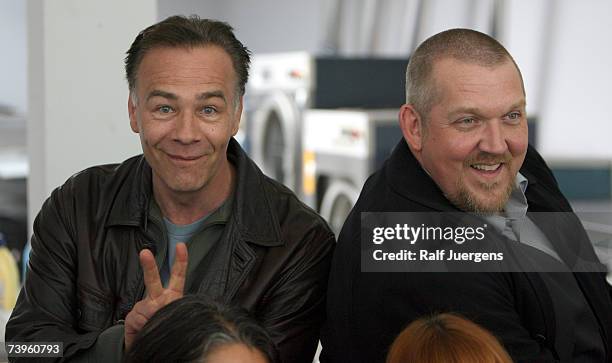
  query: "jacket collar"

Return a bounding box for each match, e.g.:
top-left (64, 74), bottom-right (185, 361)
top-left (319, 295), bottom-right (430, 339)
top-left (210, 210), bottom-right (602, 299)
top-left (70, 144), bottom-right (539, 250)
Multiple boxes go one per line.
top-left (226, 138), bottom-right (283, 246)
top-left (386, 139), bottom-right (460, 212)
top-left (106, 138), bottom-right (283, 247)
top-left (106, 156), bottom-right (153, 228)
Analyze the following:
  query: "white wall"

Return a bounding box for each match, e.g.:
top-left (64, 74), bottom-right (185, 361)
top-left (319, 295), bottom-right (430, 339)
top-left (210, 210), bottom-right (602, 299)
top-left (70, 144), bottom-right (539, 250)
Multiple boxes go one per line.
top-left (27, 0), bottom-right (157, 229)
top-left (157, 0), bottom-right (224, 22)
top-left (158, 0), bottom-right (323, 54)
top-left (499, 0), bottom-right (552, 118)
top-left (0, 0), bottom-right (27, 116)
top-left (417, 0), bottom-right (478, 41)
top-left (538, 0), bottom-right (612, 160)
top-left (323, 0), bottom-right (419, 56)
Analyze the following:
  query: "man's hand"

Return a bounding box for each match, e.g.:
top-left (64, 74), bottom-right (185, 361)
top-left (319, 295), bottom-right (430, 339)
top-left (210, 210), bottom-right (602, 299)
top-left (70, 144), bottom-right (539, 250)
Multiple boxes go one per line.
top-left (124, 242), bottom-right (188, 350)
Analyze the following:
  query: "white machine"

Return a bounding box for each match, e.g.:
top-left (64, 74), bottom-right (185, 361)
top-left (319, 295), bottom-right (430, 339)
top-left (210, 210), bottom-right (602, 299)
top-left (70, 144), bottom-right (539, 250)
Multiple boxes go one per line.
top-left (245, 52), bottom-right (406, 193)
top-left (302, 109), bottom-right (400, 235)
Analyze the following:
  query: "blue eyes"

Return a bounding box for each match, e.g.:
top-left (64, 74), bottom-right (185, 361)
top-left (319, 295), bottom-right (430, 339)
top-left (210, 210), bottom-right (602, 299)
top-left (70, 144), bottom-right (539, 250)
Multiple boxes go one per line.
top-left (455, 118), bottom-right (479, 129)
top-left (202, 106), bottom-right (216, 115)
top-left (455, 112), bottom-right (522, 128)
top-left (507, 112), bottom-right (521, 120)
top-left (158, 105), bottom-right (174, 114)
top-left (154, 106), bottom-right (217, 116)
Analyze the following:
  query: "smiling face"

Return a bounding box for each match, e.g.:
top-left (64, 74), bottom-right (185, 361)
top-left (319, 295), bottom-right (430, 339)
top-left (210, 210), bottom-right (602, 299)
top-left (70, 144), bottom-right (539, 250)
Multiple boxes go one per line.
top-left (404, 57), bottom-right (528, 213)
top-left (128, 45), bottom-right (241, 199)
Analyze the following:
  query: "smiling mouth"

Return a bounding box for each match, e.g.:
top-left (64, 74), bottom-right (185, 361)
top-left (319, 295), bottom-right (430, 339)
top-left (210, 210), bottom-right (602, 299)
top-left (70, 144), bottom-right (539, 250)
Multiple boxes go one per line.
top-left (469, 162), bottom-right (505, 178)
top-left (167, 153), bottom-right (203, 162)
top-left (471, 163), bottom-right (502, 172)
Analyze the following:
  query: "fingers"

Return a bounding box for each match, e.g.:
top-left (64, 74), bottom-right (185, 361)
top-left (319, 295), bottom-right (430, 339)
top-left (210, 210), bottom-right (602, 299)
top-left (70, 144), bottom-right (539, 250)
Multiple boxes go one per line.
top-left (139, 249), bottom-right (163, 299)
top-left (167, 242), bottom-right (188, 295)
top-left (124, 296), bottom-right (165, 349)
top-left (125, 311), bottom-right (149, 333)
top-left (134, 298), bottom-right (161, 319)
top-left (125, 300), bottom-right (157, 351)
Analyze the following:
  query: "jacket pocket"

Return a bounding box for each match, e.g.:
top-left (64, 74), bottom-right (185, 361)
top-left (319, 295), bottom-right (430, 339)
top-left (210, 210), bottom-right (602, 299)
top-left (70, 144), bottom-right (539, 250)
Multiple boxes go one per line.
top-left (76, 283), bottom-right (113, 332)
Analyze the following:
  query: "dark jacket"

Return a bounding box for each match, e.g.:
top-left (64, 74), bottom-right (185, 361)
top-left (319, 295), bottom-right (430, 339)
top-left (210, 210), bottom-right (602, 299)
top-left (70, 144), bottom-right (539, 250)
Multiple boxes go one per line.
top-left (7, 139), bottom-right (335, 363)
top-left (321, 139), bottom-right (612, 363)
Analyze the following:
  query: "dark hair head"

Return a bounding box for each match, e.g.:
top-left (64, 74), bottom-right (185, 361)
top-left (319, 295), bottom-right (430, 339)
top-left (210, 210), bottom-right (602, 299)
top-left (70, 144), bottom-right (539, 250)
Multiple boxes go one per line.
top-left (386, 313), bottom-right (513, 363)
top-left (125, 295), bottom-right (277, 363)
top-left (406, 28), bottom-right (524, 119)
top-left (125, 15), bottom-right (251, 96)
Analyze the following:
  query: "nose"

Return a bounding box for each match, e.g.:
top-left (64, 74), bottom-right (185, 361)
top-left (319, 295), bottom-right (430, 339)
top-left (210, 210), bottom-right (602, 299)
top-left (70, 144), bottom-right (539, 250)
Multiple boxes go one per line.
top-left (173, 111), bottom-right (200, 144)
top-left (479, 120), bottom-right (508, 155)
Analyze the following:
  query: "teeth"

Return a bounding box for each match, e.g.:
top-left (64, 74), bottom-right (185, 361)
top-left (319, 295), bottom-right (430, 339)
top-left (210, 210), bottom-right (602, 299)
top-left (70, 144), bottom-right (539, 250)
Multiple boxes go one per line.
top-left (472, 163), bottom-right (500, 171)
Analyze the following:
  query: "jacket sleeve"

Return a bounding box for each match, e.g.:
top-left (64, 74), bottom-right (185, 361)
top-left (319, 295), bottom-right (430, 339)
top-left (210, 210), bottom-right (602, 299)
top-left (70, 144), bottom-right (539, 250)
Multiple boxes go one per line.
top-left (5, 187), bottom-right (119, 362)
top-left (258, 228), bottom-right (335, 363)
top-left (69, 325), bottom-right (125, 362)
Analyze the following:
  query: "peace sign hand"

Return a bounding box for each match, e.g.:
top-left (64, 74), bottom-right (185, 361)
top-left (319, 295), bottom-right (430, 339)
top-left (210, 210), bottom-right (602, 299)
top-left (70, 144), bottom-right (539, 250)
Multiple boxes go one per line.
top-left (124, 242), bottom-right (188, 351)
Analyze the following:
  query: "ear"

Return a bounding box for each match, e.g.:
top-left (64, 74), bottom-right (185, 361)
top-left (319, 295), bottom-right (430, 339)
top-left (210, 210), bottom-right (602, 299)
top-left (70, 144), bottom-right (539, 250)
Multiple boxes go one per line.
top-left (399, 104), bottom-right (425, 152)
top-left (231, 96), bottom-right (243, 136)
top-left (128, 93), bottom-right (139, 134)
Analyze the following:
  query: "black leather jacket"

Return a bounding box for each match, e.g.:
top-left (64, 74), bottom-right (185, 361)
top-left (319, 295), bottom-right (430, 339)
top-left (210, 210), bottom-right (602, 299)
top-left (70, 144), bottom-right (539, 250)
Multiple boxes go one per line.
top-left (7, 139), bottom-right (335, 363)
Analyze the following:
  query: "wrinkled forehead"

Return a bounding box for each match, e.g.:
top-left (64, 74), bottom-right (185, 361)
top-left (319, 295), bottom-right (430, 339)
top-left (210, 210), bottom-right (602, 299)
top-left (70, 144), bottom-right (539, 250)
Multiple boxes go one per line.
top-left (133, 45), bottom-right (242, 107)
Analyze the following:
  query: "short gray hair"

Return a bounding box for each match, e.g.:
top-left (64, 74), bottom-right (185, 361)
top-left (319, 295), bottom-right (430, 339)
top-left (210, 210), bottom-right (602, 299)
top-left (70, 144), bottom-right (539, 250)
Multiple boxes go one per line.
top-left (406, 28), bottom-right (524, 119)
